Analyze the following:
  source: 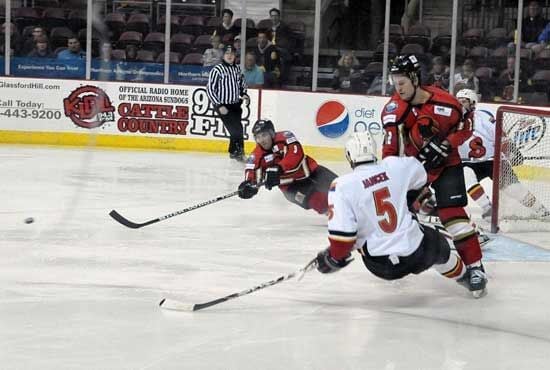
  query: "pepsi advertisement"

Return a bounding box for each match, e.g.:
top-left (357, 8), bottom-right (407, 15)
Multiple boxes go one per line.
top-left (314, 98), bottom-right (383, 140)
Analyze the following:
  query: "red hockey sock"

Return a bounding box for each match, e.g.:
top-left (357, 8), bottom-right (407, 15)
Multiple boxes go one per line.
top-left (308, 191), bottom-right (328, 214)
top-left (438, 206), bottom-right (482, 265)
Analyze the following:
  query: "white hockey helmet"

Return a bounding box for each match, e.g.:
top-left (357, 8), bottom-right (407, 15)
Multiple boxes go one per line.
top-left (456, 89), bottom-right (479, 107)
top-left (345, 132), bottom-right (377, 168)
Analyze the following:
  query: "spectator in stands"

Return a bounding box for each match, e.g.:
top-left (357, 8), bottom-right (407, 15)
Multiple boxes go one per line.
top-left (243, 52), bottom-right (264, 87)
top-left (213, 9), bottom-right (238, 41)
top-left (27, 36), bottom-right (52, 58)
top-left (98, 42), bottom-right (113, 62)
top-left (494, 56), bottom-right (528, 101)
top-left (537, 22), bottom-right (550, 44)
top-left (233, 35), bottom-right (242, 64)
top-left (522, 1), bottom-right (547, 44)
top-left (1, 22), bottom-right (21, 56)
top-left (426, 56), bottom-right (450, 90)
top-left (253, 30), bottom-right (282, 88)
top-left (331, 52), bottom-right (362, 93)
top-left (22, 27), bottom-right (47, 55)
top-left (203, 34), bottom-right (223, 67)
top-left (268, 8), bottom-right (293, 50)
top-left (125, 44), bottom-right (138, 61)
top-left (57, 37), bottom-right (85, 60)
top-left (454, 60), bottom-right (479, 94)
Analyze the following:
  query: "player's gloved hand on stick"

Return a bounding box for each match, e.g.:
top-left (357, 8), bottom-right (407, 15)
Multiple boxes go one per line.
top-left (417, 136), bottom-right (451, 170)
top-left (316, 248), bottom-right (353, 274)
top-left (265, 166), bottom-right (282, 190)
top-left (238, 180), bottom-right (258, 199)
top-left (217, 105), bottom-right (229, 115)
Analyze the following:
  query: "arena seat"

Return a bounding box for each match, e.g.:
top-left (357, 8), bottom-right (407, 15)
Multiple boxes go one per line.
top-left (182, 52), bottom-right (204, 65)
top-left (118, 31), bottom-right (143, 49)
top-left (170, 33), bottom-right (195, 54)
top-left (157, 52), bottom-right (181, 64)
top-left (126, 13), bottom-right (150, 36)
top-left (143, 32), bottom-right (165, 54)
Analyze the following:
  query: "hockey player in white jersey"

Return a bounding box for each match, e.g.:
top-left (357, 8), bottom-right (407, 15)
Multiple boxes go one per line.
top-left (456, 89), bottom-right (550, 221)
top-left (315, 132), bottom-right (487, 298)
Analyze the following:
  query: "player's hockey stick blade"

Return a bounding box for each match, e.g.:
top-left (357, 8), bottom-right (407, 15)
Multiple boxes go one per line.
top-left (159, 257), bottom-right (318, 312)
top-left (109, 190), bottom-right (240, 229)
top-left (109, 210), bottom-right (159, 229)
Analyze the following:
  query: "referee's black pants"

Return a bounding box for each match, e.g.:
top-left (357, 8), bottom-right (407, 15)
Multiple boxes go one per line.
top-left (218, 102), bottom-right (244, 155)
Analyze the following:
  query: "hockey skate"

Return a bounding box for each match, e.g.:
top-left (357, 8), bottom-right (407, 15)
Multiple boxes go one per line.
top-left (481, 208), bottom-right (492, 222)
top-left (457, 265), bottom-right (487, 298)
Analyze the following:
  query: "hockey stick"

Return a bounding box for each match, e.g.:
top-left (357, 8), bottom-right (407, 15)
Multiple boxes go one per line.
top-left (109, 190), bottom-right (239, 229)
top-left (159, 258), bottom-right (318, 312)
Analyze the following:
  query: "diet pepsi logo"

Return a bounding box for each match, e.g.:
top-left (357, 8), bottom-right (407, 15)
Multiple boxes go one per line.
top-left (315, 101), bottom-right (350, 138)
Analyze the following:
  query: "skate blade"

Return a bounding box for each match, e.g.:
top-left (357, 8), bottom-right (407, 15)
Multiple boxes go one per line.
top-left (472, 288), bottom-right (487, 299)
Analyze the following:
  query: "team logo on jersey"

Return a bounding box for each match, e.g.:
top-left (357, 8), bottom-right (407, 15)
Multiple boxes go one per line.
top-left (63, 85), bottom-right (115, 129)
top-left (508, 116), bottom-right (547, 153)
top-left (385, 101), bottom-right (398, 113)
top-left (315, 101), bottom-right (350, 138)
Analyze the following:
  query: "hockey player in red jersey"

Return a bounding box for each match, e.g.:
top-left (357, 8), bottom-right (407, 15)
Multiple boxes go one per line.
top-left (315, 132), bottom-right (475, 296)
top-left (237, 119), bottom-right (338, 214)
top-left (380, 54), bottom-right (487, 295)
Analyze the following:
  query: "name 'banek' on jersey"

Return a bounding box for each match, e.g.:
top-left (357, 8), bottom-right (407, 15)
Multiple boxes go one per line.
top-left (327, 156), bottom-right (427, 260)
top-left (245, 130), bottom-right (318, 184)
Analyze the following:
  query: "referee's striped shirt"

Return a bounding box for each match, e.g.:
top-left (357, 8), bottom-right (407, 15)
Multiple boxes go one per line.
top-left (206, 61), bottom-right (247, 106)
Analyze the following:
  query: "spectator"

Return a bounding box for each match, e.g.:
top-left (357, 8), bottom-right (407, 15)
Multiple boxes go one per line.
top-left (213, 9), bottom-right (238, 41)
top-left (426, 56), bottom-right (450, 90)
top-left (1, 22), bottom-right (21, 56)
top-left (495, 56), bottom-right (528, 101)
top-left (125, 44), bottom-right (138, 61)
top-left (57, 37), bottom-right (85, 60)
top-left (243, 52), bottom-right (264, 87)
top-left (253, 30), bottom-right (282, 88)
top-left (27, 35), bottom-right (53, 58)
top-left (331, 52), bottom-right (362, 92)
top-left (202, 34), bottom-right (223, 67)
top-left (453, 60), bottom-right (479, 94)
top-left (22, 26), bottom-right (47, 55)
top-left (233, 34), bottom-right (242, 64)
top-left (97, 42), bottom-right (113, 62)
top-left (537, 22), bottom-right (550, 44)
top-left (268, 8), bottom-right (293, 50)
top-left (522, 1), bottom-right (547, 44)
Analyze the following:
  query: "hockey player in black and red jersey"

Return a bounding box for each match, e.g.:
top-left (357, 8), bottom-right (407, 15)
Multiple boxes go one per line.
top-left (237, 119), bottom-right (337, 214)
top-left (315, 132), bottom-right (473, 295)
top-left (379, 54), bottom-right (487, 296)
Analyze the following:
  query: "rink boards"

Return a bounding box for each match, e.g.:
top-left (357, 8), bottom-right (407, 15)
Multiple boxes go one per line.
top-left (0, 76), bottom-right (549, 163)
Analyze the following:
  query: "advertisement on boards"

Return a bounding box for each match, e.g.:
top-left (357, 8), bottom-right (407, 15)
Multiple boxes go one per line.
top-left (0, 77), bottom-right (257, 145)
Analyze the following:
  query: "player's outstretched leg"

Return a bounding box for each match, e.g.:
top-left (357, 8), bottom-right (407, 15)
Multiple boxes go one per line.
top-left (438, 207), bottom-right (487, 297)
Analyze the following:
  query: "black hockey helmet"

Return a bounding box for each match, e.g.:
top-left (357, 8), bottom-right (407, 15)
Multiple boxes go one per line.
top-left (390, 54), bottom-right (421, 86)
top-left (252, 119), bottom-right (275, 137)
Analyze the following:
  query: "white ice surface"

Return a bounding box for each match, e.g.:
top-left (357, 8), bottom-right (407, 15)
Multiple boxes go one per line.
top-left (1, 146), bottom-right (550, 370)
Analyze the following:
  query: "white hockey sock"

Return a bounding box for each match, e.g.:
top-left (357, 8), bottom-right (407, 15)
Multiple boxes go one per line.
top-left (464, 166), bottom-right (491, 212)
top-left (434, 251), bottom-right (466, 280)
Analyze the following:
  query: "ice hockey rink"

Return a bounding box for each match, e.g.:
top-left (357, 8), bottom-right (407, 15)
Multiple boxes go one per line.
top-left (2, 145), bottom-right (550, 370)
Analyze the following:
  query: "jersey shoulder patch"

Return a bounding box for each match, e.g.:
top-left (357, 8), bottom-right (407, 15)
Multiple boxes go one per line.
top-left (381, 98), bottom-right (408, 126)
top-left (276, 130), bottom-right (298, 145)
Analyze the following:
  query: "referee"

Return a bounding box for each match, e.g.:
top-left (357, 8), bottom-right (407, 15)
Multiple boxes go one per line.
top-left (206, 44), bottom-right (250, 161)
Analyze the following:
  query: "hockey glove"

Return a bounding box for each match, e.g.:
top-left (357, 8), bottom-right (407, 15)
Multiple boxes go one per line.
top-left (217, 105), bottom-right (229, 115)
top-left (238, 180), bottom-right (258, 199)
top-left (316, 248), bottom-right (353, 274)
top-left (417, 136), bottom-right (451, 170)
top-left (265, 166), bottom-right (282, 190)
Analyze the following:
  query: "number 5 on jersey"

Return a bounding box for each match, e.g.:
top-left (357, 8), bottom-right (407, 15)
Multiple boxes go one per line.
top-left (373, 187), bottom-right (398, 233)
